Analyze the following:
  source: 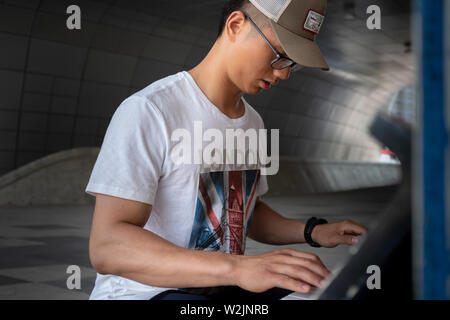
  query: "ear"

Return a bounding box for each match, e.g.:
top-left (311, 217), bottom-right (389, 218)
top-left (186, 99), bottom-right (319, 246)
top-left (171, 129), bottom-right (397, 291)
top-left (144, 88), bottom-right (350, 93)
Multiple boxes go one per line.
top-left (224, 11), bottom-right (248, 43)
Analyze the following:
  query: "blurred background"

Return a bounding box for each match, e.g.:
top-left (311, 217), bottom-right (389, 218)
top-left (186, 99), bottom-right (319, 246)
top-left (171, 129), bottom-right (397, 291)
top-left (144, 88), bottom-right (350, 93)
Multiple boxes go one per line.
top-left (0, 0), bottom-right (448, 300)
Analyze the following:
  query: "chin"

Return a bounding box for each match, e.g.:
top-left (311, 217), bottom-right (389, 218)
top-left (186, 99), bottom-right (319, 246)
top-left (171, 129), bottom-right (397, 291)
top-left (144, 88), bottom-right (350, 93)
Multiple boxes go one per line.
top-left (243, 83), bottom-right (263, 95)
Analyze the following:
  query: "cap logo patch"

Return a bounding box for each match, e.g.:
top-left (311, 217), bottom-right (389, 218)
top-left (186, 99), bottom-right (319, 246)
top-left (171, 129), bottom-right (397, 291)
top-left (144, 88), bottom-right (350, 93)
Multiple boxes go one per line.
top-left (303, 9), bottom-right (324, 34)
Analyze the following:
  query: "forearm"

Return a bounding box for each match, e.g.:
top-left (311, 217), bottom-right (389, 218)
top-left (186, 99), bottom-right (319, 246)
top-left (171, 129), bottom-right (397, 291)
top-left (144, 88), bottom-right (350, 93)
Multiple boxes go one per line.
top-left (90, 222), bottom-right (239, 289)
top-left (248, 201), bottom-right (306, 245)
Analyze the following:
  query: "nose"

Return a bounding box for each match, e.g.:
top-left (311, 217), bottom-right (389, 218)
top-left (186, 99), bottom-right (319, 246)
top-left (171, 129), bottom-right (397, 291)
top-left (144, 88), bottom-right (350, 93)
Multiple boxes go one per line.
top-left (273, 67), bottom-right (291, 81)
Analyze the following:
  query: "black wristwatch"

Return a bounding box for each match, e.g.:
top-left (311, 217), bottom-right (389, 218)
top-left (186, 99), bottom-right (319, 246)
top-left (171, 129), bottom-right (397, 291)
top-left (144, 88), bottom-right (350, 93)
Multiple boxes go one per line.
top-left (304, 217), bottom-right (328, 248)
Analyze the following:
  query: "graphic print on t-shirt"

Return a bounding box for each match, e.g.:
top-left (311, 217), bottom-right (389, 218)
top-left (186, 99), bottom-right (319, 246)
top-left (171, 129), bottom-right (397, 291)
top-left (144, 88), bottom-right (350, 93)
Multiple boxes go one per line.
top-left (188, 170), bottom-right (261, 254)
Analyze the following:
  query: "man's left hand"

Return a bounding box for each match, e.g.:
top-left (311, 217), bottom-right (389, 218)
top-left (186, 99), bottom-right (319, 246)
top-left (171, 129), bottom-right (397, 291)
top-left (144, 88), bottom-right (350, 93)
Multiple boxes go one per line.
top-left (311, 220), bottom-right (368, 248)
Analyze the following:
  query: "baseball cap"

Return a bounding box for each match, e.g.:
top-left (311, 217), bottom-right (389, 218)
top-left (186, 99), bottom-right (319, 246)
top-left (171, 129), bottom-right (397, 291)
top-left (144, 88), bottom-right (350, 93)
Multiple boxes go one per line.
top-left (249, 0), bottom-right (330, 71)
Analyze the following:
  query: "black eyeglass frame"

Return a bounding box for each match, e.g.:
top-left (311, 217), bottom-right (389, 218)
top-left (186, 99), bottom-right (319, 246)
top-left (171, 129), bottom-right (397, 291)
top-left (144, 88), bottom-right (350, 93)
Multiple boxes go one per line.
top-left (243, 12), bottom-right (303, 72)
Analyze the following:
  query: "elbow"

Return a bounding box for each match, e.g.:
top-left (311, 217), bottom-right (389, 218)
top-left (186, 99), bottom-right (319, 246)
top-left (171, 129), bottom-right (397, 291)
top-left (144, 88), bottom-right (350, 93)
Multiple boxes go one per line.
top-left (89, 240), bottom-right (111, 275)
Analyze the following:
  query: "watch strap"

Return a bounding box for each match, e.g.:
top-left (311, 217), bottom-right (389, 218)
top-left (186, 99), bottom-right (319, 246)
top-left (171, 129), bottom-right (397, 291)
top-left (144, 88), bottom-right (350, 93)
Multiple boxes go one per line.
top-left (304, 217), bottom-right (328, 248)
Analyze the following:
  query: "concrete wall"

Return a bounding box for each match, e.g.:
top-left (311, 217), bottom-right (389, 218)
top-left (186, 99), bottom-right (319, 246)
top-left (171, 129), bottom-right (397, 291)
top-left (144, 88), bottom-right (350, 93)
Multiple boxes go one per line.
top-left (266, 158), bottom-right (401, 196)
top-left (0, 148), bottom-right (401, 206)
top-left (0, 148), bottom-right (97, 206)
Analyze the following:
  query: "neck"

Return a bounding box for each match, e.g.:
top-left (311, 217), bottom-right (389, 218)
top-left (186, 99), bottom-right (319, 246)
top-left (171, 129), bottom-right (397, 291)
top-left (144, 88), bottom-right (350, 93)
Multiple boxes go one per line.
top-left (188, 41), bottom-right (245, 119)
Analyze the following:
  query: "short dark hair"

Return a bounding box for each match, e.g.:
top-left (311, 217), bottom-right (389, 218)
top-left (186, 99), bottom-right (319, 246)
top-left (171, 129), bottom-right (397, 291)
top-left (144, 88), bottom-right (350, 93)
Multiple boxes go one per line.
top-left (217, 0), bottom-right (270, 39)
top-left (217, 0), bottom-right (247, 38)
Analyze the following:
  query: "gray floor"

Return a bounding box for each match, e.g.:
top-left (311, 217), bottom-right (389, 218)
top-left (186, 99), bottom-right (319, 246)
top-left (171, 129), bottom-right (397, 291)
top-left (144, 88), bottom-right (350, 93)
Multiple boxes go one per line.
top-left (0, 185), bottom-right (397, 299)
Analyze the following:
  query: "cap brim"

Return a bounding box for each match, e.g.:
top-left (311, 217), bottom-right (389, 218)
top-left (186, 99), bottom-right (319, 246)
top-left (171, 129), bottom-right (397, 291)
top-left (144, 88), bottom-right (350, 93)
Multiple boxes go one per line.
top-left (270, 20), bottom-right (330, 71)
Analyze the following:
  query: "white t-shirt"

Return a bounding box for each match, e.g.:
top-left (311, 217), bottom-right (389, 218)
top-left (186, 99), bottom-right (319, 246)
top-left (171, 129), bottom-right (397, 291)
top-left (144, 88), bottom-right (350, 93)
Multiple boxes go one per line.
top-left (85, 71), bottom-right (269, 300)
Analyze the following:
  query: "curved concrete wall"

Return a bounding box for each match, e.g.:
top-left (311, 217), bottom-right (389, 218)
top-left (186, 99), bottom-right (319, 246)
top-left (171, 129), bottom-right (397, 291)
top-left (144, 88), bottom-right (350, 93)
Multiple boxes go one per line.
top-left (0, 148), bottom-right (401, 206)
top-left (266, 158), bottom-right (401, 196)
top-left (0, 148), bottom-right (97, 206)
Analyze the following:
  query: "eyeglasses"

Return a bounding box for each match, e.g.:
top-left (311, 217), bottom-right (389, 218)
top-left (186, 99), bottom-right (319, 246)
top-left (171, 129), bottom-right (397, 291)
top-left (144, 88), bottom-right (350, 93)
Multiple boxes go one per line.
top-left (244, 12), bottom-right (303, 72)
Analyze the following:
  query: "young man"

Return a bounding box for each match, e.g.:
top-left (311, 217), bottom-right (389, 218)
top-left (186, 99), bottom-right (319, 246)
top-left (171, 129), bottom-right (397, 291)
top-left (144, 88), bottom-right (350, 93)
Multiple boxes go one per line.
top-left (86, 0), bottom-right (367, 300)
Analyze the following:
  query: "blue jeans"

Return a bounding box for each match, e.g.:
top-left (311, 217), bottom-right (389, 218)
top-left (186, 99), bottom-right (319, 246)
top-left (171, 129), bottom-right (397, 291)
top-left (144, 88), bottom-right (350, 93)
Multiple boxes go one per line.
top-left (150, 286), bottom-right (293, 300)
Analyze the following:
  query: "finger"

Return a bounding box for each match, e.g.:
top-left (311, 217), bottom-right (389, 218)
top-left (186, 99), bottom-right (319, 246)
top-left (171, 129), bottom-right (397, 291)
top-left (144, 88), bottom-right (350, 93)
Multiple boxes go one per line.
top-left (340, 234), bottom-right (359, 246)
top-left (276, 249), bottom-right (331, 276)
top-left (277, 248), bottom-right (324, 262)
top-left (269, 263), bottom-right (325, 288)
top-left (274, 254), bottom-right (330, 278)
top-left (277, 249), bottom-right (327, 269)
top-left (272, 274), bottom-right (312, 293)
top-left (340, 221), bottom-right (368, 235)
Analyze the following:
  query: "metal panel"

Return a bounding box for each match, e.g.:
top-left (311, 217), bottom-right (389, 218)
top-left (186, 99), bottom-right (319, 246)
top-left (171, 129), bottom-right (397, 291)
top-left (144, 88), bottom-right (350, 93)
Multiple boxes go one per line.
top-left (413, 0), bottom-right (450, 299)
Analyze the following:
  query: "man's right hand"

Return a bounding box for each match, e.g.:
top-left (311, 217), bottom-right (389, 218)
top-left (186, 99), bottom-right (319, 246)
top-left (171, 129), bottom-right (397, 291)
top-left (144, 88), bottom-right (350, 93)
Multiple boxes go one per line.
top-left (233, 248), bottom-right (330, 293)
